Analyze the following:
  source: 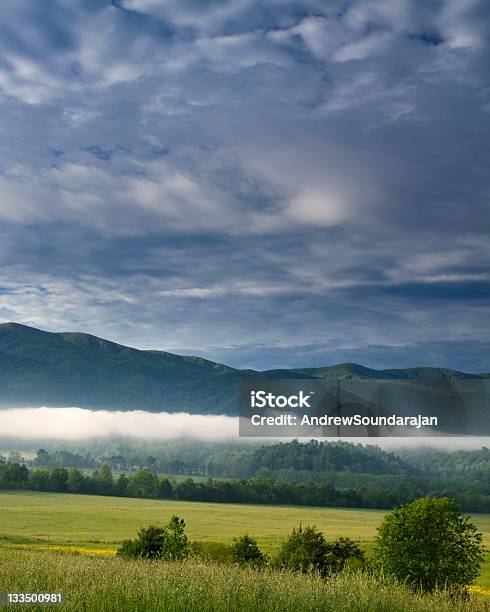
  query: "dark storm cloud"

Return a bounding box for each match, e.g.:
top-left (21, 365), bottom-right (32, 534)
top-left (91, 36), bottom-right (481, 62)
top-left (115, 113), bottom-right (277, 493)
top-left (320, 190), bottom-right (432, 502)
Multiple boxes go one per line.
top-left (0, 0), bottom-right (489, 370)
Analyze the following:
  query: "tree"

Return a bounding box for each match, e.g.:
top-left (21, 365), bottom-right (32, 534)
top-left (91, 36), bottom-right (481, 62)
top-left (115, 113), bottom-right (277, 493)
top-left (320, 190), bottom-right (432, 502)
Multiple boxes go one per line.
top-left (274, 525), bottom-right (329, 575)
top-left (160, 515), bottom-right (189, 560)
top-left (115, 473), bottom-right (130, 497)
top-left (94, 464), bottom-right (114, 495)
top-left (28, 468), bottom-right (50, 491)
top-left (130, 468), bottom-right (158, 498)
top-left (48, 467), bottom-right (68, 492)
top-left (230, 535), bottom-right (267, 568)
top-left (117, 515), bottom-right (189, 561)
top-left (157, 477), bottom-right (172, 499)
top-left (35, 449), bottom-right (50, 467)
top-left (67, 468), bottom-right (85, 493)
top-left (174, 478), bottom-right (197, 501)
top-left (374, 497), bottom-right (485, 592)
top-left (4, 462), bottom-right (28, 484)
top-left (324, 537), bottom-right (364, 573)
top-left (118, 525), bottom-right (165, 560)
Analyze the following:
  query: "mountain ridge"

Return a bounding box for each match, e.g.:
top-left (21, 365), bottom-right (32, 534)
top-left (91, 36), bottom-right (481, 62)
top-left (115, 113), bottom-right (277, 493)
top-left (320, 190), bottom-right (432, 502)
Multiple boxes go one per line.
top-left (0, 322), bottom-right (487, 414)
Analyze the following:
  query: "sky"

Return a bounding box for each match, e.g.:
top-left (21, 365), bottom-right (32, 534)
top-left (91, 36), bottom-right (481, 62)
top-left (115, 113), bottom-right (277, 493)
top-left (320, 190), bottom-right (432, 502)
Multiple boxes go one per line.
top-left (0, 0), bottom-right (489, 371)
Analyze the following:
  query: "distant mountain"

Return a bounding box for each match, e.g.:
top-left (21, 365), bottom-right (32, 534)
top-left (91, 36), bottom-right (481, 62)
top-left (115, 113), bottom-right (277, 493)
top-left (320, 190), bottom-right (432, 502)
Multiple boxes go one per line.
top-left (295, 363), bottom-right (484, 381)
top-left (0, 323), bottom-right (485, 414)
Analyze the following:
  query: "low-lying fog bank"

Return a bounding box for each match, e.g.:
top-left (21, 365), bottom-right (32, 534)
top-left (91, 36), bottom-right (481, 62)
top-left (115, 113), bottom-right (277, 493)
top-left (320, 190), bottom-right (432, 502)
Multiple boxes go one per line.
top-left (0, 407), bottom-right (488, 450)
top-left (0, 407), bottom-right (236, 441)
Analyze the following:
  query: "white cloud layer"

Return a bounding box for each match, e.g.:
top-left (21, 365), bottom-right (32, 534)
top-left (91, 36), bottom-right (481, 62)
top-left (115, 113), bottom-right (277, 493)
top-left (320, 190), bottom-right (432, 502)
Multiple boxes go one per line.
top-left (0, 407), bottom-right (487, 450)
top-left (0, 407), bottom-right (237, 441)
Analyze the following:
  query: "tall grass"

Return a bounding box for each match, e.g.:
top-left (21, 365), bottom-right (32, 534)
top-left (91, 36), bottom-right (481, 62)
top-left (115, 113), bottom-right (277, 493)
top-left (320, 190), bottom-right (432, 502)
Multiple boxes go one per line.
top-left (0, 549), bottom-right (487, 612)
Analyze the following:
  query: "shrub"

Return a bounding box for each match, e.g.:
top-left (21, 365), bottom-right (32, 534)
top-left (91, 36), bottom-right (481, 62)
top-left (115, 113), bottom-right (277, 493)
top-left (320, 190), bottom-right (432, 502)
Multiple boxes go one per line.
top-left (118, 525), bottom-right (165, 560)
top-left (324, 537), bottom-right (365, 574)
top-left (117, 515), bottom-right (189, 561)
top-left (274, 525), bottom-right (329, 575)
top-left (374, 497), bottom-right (485, 592)
top-left (230, 535), bottom-right (267, 568)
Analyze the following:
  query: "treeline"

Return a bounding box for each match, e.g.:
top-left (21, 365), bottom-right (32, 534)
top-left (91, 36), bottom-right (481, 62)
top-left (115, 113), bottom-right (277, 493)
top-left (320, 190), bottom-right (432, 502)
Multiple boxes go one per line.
top-left (11, 440), bottom-right (419, 478)
top-left (10, 441), bottom-right (488, 493)
top-left (31, 449), bottom-right (97, 469)
top-left (14, 450), bottom-right (489, 507)
top-left (205, 440), bottom-right (417, 478)
top-left (397, 447), bottom-right (489, 480)
top-left (14, 440), bottom-right (488, 483)
top-left (1, 460), bottom-right (488, 512)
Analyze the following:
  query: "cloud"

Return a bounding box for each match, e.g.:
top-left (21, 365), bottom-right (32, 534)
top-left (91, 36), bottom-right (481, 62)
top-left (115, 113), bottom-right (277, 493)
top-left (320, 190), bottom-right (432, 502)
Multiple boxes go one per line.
top-left (286, 188), bottom-right (349, 226)
top-left (0, 0), bottom-right (489, 370)
top-left (0, 407), bottom-right (237, 441)
top-left (438, 0), bottom-right (484, 49)
top-left (0, 407), bottom-right (487, 451)
top-left (333, 32), bottom-right (393, 62)
top-left (343, 0), bottom-right (411, 33)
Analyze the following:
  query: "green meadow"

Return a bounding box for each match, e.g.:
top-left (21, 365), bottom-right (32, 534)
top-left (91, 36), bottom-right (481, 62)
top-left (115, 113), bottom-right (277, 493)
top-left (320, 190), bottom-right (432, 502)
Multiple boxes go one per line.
top-left (0, 490), bottom-right (489, 590)
top-left (0, 491), bottom-right (394, 550)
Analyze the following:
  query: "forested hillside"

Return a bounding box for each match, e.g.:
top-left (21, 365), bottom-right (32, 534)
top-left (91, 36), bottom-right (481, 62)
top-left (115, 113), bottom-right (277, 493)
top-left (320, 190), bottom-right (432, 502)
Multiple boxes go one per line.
top-left (0, 323), bottom-right (486, 413)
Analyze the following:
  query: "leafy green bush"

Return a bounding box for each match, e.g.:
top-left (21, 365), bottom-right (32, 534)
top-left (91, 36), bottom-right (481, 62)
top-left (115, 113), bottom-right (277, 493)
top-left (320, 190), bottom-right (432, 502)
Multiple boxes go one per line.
top-left (118, 525), bottom-right (165, 560)
top-left (324, 537), bottom-right (365, 574)
top-left (230, 535), bottom-right (267, 568)
top-left (374, 497), bottom-right (485, 592)
top-left (274, 525), bottom-right (329, 575)
top-left (117, 515), bottom-right (189, 561)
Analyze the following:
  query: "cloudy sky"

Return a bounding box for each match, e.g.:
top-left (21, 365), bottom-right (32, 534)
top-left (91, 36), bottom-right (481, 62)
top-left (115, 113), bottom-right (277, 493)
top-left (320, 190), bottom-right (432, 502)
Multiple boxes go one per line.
top-left (0, 0), bottom-right (489, 371)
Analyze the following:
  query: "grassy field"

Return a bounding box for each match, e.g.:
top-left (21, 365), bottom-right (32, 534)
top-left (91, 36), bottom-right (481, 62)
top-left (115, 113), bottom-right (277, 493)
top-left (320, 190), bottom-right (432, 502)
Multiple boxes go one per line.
top-left (0, 548), bottom-right (488, 612)
top-left (0, 491), bottom-right (398, 550)
top-left (0, 491), bottom-right (488, 590)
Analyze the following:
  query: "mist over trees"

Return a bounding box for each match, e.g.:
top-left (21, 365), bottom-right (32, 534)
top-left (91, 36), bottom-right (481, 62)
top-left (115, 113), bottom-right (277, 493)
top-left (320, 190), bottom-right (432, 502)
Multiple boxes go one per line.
top-left (0, 460), bottom-right (488, 513)
top-left (1, 441), bottom-right (488, 512)
top-left (9, 440), bottom-right (488, 480)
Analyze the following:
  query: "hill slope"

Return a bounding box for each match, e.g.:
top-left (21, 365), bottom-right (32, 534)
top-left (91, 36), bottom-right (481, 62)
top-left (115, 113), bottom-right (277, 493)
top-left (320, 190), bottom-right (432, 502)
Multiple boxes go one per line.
top-left (0, 323), bottom-right (484, 414)
top-left (295, 363), bottom-right (483, 381)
